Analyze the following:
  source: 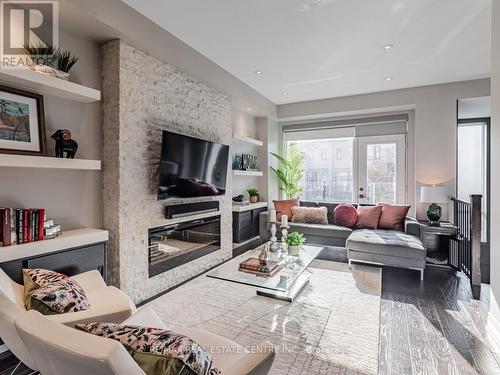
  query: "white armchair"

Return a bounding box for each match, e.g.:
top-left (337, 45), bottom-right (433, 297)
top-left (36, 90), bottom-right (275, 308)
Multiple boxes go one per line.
top-left (15, 307), bottom-right (275, 375)
top-left (0, 267), bottom-right (136, 372)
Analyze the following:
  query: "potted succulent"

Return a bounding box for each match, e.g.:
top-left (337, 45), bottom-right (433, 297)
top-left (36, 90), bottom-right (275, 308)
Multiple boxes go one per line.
top-left (284, 232), bottom-right (305, 256)
top-left (247, 187), bottom-right (259, 203)
top-left (23, 42), bottom-right (79, 80)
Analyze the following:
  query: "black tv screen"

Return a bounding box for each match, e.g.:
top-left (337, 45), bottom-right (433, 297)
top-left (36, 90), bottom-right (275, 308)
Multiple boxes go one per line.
top-left (158, 131), bottom-right (229, 200)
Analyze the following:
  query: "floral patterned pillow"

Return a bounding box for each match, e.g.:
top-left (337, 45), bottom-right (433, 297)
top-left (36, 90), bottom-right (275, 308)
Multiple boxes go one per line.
top-left (76, 323), bottom-right (221, 375)
top-left (23, 268), bottom-right (91, 315)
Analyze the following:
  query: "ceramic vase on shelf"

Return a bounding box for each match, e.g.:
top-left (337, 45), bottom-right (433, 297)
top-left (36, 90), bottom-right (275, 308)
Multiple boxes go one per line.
top-left (250, 195), bottom-right (258, 203)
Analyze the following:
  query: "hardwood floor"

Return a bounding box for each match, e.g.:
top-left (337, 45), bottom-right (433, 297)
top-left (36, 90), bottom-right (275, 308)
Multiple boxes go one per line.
top-left (380, 265), bottom-right (500, 375)
top-left (1, 265), bottom-right (498, 375)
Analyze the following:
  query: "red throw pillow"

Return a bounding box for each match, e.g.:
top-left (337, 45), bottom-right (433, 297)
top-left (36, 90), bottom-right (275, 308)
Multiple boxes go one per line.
top-left (355, 205), bottom-right (383, 230)
top-left (333, 204), bottom-right (358, 228)
top-left (378, 203), bottom-right (411, 232)
top-left (273, 198), bottom-right (299, 220)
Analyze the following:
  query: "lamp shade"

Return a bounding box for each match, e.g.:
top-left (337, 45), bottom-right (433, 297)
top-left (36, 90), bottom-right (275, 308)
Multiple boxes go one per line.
top-left (420, 186), bottom-right (448, 204)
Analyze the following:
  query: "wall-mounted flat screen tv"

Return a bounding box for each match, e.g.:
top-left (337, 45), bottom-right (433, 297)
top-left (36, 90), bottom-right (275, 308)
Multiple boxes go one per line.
top-left (158, 131), bottom-right (229, 200)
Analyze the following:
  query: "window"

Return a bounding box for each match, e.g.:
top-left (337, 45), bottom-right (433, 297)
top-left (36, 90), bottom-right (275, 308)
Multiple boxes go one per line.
top-left (457, 119), bottom-right (489, 242)
top-left (336, 148), bottom-right (342, 160)
top-left (282, 114), bottom-right (408, 204)
top-left (287, 138), bottom-right (354, 202)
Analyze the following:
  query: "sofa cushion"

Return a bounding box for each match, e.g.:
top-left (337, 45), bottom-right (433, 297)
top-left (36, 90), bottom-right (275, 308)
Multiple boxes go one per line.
top-left (289, 222), bottom-right (352, 240)
top-left (273, 198), bottom-right (299, 220)
top-left (76, 322), bottom-right (221, 375)
top-left (355, 205), bottom-right (383, 229)
top-left (346, 229), bottom-right (425, 261)
top-left (291, 206), bottom-right (328, 224)
top-left (23, 269), bottom-right (91, 315)
top-left (333, 204), bottom-right (358, 228)
top-left (378, 203), bottom-right (411, 232)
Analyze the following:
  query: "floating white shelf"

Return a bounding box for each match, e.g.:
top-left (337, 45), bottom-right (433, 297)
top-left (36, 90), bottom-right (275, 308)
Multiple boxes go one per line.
top-left (0, 228), bottom-right (109, 263)
top-left (233, 134), bottom-right (263, 147)
top-left (0, 68), bottom-right (101, 103)
top-left (233, 170), bottom-right (263, 177)
top-left (0, 154), bottom-right (101, 170)
top-left (232, 201), bottom-right (268, 212)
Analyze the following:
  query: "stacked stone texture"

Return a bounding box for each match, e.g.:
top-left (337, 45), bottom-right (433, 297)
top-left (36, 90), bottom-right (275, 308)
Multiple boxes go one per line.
top-left (102, 40), bottom-right (232, 303)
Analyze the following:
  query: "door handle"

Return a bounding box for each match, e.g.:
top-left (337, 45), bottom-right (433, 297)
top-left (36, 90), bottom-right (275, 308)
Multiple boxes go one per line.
top-left (359, 194), bottom-right (365, 199)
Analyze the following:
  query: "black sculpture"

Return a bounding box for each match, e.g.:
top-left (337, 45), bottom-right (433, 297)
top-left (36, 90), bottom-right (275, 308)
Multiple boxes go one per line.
top-left (51, 129), bottom-right (78, 158)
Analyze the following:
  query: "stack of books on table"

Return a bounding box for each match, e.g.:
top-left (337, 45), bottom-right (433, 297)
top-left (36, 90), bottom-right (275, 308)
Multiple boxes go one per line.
top-left (239, 258), bottom-right (282, 277)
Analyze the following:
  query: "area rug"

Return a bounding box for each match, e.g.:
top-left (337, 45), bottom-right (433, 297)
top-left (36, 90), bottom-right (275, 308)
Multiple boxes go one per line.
top-left (145, 260), bottom-right (381, 375)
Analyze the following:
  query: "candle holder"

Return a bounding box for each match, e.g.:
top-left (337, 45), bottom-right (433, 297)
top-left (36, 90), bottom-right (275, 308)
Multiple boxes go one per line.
top-left (280, 225), bottom-right (290, 253)
top-left (269, 221), bottom-right (279, 252)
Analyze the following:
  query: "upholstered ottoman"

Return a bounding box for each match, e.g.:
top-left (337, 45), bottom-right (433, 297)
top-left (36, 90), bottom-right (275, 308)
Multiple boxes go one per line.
top-left (346, 229), bottom-right (426, 279)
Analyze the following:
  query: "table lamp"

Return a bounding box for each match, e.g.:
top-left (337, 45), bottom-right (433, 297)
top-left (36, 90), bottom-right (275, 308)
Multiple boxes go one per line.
top-left (420, 185), bottom-right (448, 225)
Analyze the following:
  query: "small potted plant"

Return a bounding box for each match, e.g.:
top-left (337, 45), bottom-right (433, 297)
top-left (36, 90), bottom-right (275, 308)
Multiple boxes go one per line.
top-left (247, 187), bottom-right (259, 203)
top-left (23, 42), bottom-right (79, 80)
top-left (284, 232), bottom-right (305, 256)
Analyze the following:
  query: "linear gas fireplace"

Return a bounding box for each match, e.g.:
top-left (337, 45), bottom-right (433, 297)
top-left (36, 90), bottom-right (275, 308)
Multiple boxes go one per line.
top-left (148, 216), bottom-right (221, 278)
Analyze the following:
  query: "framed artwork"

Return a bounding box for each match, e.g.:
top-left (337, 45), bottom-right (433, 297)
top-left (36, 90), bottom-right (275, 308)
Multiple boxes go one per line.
top-left (0, 85), bottom-right (46, 156)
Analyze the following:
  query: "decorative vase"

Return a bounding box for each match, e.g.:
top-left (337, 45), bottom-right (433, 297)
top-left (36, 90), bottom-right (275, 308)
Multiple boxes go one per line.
top-left (426, 203), bottom-right (442, 225)
top-left (250, 195), bottom-right (258, 203)
top-left (288, 245), bottom-right (301, 256)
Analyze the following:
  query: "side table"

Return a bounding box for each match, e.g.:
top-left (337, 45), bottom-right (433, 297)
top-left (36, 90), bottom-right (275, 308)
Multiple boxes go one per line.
top-left (417, 221), bottom-right (458, 267)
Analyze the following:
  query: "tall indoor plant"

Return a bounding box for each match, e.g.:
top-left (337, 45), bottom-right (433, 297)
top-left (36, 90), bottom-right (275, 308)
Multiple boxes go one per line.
top-left (270, 144), bottom-right (304, 199)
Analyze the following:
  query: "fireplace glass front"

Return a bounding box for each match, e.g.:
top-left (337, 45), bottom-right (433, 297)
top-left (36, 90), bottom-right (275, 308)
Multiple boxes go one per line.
top-left (148, 216), bottom-right (221, 278)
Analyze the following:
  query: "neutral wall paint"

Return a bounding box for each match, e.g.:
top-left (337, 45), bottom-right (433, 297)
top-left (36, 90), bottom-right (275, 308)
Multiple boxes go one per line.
top-left (488, 0), bottom-right (500, 353)
top-left (0, 27), bottom-right (102, 230)
top-left (278, 79), bottom-right (491, 219)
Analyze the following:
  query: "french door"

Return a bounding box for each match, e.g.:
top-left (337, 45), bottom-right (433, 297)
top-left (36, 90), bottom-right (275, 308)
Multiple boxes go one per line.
top-left (287, 134), bottom-right (406, 204)
top-left (356, 135), bottom-right (406, 205)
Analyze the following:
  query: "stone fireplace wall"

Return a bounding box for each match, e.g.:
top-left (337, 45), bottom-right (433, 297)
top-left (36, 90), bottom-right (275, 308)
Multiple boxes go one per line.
top-left (102, 40), bottom-right (232, 303)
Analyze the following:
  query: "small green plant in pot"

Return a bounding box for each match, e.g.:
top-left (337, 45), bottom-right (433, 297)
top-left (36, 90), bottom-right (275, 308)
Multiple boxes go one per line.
top-left (284, 232), bottom-right (305, 256)
top-left (246, 187), bottom-right (259, 203)
top-left (23, 42), bottom-right (79, 80)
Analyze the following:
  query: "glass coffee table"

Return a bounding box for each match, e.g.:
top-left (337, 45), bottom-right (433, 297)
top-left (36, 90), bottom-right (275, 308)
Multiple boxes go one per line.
top-left (207, 243), bottom-right (323, 302)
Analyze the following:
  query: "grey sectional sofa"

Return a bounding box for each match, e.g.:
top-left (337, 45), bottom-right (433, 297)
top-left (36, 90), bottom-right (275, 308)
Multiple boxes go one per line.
top-left (259, 201), bottom-right (426, 279)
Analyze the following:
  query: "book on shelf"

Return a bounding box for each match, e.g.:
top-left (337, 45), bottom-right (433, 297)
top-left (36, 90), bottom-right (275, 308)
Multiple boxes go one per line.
top-left (0, 208), bottom-right (61, 247)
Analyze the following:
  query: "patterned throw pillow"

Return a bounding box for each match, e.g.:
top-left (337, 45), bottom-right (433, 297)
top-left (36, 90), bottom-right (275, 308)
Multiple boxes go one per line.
top-left (23, 269), bottom-right (91, 315)
top-left (76, 323), bottom-right (222, 375)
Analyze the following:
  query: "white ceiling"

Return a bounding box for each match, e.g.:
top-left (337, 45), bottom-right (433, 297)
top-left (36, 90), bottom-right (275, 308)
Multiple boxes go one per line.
top-left (122, 0), bottom-right (491, 105)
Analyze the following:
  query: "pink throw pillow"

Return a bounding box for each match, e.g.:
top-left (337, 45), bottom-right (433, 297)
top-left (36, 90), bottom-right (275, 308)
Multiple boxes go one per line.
top-left (291, 206), bottom-right (328, 225)
top-left (378, 203), bottom-right (411, 232)
top-left (273, 198), bottom-right (299, 220)
top-left (355, 205), bottom-right (383, 230)
top-left (333, 204), bottom-right (358, 228)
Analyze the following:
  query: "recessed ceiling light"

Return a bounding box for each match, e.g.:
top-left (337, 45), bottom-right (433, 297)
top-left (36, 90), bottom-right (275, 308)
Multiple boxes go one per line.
top-left (282, 92), bottom-right (288, 96)
top-left (246, 108), bottom-right (252, 111)
top-left (254, 70), bottom-right (263, 75)
top-left (385, 77), bottom-right (393, 81)
top-left (383, 44), bottom-right (394, 50)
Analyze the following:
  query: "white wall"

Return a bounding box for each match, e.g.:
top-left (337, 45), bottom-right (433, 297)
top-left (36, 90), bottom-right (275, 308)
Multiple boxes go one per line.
top-left (0, 27), bottom-right (102, 230)
top-left (488, 0), bottom-right (500, 353)
top-left (278, 79), bottom-right (490, 220)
